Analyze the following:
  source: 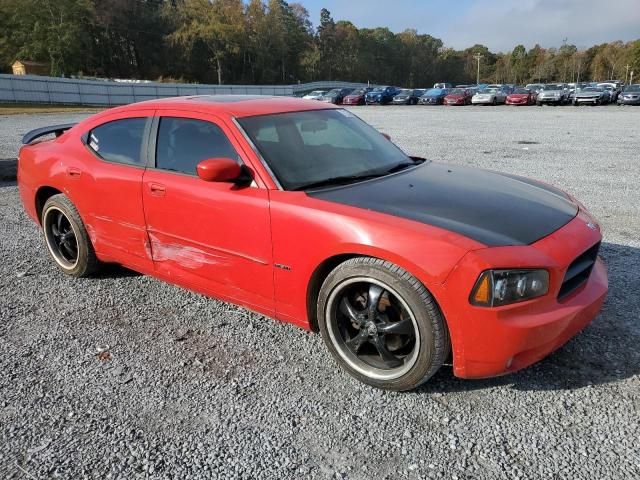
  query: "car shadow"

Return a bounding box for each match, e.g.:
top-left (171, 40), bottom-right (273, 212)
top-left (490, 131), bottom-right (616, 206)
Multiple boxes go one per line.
top-left (416, 241), bottom-right (639, 393)
top-left (93, 263), bottom-right (142, 279)
top-left (0, 180), bottom-right (17, 188)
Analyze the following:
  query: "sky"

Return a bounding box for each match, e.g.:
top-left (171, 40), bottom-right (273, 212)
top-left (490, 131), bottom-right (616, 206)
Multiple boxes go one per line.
top-left (297, 0), bottom-right (640, 52)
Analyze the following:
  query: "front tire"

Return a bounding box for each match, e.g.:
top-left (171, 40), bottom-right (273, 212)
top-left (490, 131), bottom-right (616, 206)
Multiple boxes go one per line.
top-left (317, 257), bottom-right (449, 391)
top-left (42, 194), bottom-right (99, 277)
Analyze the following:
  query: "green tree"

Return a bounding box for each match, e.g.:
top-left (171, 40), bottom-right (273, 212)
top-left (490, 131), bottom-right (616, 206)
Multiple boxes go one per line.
top-left (167, 0), bottom-right (245, 85)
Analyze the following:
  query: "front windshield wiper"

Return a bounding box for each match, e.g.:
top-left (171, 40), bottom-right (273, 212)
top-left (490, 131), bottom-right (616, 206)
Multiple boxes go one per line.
top-left (294, 173), bottom-right (387, 191)
top-left (295, 159), bottom-right (424, 191)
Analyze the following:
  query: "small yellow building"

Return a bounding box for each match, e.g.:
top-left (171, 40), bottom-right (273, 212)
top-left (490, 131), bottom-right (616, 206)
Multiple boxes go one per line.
top-left (12, 60), bottom-right (50, 76)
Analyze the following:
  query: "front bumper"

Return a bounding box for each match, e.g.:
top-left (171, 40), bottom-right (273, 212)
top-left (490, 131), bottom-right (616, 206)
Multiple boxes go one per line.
top-left (445, 98), bottom-right (466, 105)
top-left (618, 96), bottom-right (640, 105)
top-left (575, 97), bottom-right (601, 104)
top-left (434, 210), bottom-right (608, 379)
top-left (506, 97), bottom-right (529, 105)
top-left (538, 96), bottom-right (563, 104)
top-left (420, 98), bottom-right (442, 105)
top-left (472, 98), bottom-right (493, 104)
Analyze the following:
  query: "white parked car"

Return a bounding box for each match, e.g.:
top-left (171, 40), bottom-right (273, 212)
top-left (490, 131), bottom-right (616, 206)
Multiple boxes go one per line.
top-left (471, 87), bottom-right (507, 105)
top-left (302, 90), bottom-right (327, 100)
top-left (536, 84), bottom-right (569, 105)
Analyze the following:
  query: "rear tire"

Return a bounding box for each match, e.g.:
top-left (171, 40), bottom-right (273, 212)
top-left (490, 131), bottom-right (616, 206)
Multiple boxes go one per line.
top-left (317, 257), bottom-right (449, 391)
top-left (42, 194), bottom-right (100, 277)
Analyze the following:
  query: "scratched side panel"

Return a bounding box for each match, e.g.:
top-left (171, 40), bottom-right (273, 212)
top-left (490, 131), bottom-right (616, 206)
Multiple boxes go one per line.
top-left (141, 170), bottom-right (275, 314)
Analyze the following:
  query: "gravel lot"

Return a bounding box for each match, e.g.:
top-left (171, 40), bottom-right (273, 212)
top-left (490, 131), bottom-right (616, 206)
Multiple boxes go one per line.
top-left (1, 105), bottom-right (639, 479)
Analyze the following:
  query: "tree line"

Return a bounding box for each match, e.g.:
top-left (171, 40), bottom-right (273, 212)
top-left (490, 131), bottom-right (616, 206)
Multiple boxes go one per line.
top-left (1, 0), bottom-right (639, 87)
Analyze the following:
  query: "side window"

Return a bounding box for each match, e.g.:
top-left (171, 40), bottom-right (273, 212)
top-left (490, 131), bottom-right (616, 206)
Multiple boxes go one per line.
top-left (156, 117), bottom-right (240, 175)
top-left (88, 118), bottom-right (147, 166)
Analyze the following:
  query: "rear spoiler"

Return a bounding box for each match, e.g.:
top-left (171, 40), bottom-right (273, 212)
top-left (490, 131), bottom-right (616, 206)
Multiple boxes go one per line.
top-left (22, 123), bottom-right (77, 145)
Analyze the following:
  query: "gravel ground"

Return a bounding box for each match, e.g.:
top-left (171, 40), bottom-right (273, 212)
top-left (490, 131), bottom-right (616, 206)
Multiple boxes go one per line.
top-left (1, 105), bottom-right (639, 479)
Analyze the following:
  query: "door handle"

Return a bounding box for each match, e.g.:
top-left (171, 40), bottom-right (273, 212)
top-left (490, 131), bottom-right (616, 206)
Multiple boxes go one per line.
top-left (66, 167), bottom-right (82, 178)
top-left (148, 182), bottom-right (166, 197)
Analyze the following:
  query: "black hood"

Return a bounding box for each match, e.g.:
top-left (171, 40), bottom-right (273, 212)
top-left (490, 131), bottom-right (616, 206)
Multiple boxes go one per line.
top-left (308, 162), bottom-right (578, 247)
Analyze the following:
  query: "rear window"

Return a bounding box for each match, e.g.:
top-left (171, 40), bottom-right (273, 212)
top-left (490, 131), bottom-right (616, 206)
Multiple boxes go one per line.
top-left (88, 118), bottom-right (147, 166)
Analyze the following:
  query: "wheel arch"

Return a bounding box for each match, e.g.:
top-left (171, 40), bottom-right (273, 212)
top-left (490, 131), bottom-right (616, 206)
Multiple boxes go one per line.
top-left (35, 186), bottom-right (64, 224)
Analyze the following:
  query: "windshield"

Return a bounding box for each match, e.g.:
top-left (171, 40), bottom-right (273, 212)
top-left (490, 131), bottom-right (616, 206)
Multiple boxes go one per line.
top-left (449, 88), bottom-right (465, 94)
top-left (426, 88), bottom-right (443, 96)
top-left (370, 87), bottom-right (386, 93)
top-left (308, 91), bottom-right (324, 96)
top-left (625, 85), bottom-right (640, 92)
top-left (513, 88), bottom-right (529, 94)
top-left (397, 89), bottom-right (411, 96)
top-left (349, 89), bottom-right (366, 95)
top-left (479, 88), bottom-right (498, 93)
top-left (582, 87), bottom-right (602, 92)
top-left (327, 89), bottom-right (341, 95)
top-left (543, 84), bottom-right (563, 90)
top-left (238, 109), bottom-right (412, 191)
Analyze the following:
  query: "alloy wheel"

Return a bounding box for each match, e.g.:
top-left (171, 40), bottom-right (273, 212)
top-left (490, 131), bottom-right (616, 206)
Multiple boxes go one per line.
top-left (44, 207), bottom-right (79, 268)
top-left (326, 277), bottom-right (420, 380)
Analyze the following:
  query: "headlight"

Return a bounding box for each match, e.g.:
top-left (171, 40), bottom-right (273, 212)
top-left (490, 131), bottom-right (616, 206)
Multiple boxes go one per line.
top-left (470, 269), bottom-right (549, 307)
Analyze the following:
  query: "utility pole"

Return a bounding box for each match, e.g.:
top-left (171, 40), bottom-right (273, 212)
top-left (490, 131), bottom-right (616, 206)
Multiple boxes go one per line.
top-left (474, 53), bottom-right (483, 85)
top-left (625, 64), bottom-right (631, 84)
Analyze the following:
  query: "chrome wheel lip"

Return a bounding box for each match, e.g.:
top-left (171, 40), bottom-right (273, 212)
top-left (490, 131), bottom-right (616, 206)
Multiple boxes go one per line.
top-left (43, 206), bottom-right (79, 270)
top-left (326, 277), bottom-right (420, 381)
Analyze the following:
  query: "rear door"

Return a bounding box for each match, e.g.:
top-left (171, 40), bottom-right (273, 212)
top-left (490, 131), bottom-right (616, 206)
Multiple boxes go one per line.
top-left (141, 110), bottom-right (274, 313)
top-left (78, 110), bottom-right (155, 270)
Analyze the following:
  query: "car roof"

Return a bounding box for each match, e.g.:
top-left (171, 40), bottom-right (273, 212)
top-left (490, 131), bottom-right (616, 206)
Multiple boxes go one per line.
top-left (101, 95), bottom-right (338, 119)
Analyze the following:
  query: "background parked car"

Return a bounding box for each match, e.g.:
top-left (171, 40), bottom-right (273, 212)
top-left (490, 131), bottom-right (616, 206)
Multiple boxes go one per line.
top-left (302, 90), bottom-right (327, 100)
top-left (391, 89), bottom-right (424, 105)
top-left (321, 88), bottom-right (354, 104)
top-left (342, 87), bottom-right (373, 106)
top-left (618, 84), bottom-right (640, 105)
top-left (536, 84), bottom-right (569, 105)
top-left (525, 83), bottom-right (545, 93)
top-left (573, 86), bottom-right (609, 105)
top-left (506, 88), bottom-right (536, 105)
top-left (444, 88), bottom-right (474, 105)
top-left (597, 83), bottom-right (620, 102)
top-left (434, 82), bottom-right (452, 89)
top-left (472, 87), bottom-right (507, 105)
top-left (365, 86), bottom-right (400, 105)
top-left (419, 88), bottom-right (450, 105)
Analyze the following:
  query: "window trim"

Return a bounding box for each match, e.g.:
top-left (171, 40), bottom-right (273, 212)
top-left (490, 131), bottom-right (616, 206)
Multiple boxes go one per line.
top-left (82, 117), bottom-right (152, 169)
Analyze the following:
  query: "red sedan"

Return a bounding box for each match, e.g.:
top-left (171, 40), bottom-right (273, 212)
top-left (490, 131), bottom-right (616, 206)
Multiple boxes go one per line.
top-left (444, 88), bottom-right (474, 106)
top-left (506, 88), bottom-right (537, 105)
top-left (342, 88), bottom-right (371, 106)
top-left (18, 96), bottom-right (607, 391)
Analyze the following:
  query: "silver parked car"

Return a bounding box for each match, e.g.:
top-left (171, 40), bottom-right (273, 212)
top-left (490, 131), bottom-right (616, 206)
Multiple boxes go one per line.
top-left (573, 86), bottom-right (609, 105)
top-left (471, 87), bottom-right (507, 105)
top-left (618, 84), bottom-right (640, 105)
top-left (536, 84), bottom-right (569, 105)
top-left (302, 90), bottom-right (327, 101)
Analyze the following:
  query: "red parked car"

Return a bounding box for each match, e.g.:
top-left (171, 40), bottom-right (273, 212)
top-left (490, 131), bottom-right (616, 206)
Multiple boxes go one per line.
top-left (18, 96), bottom-right (607, 391)
top-left (444, 88), bottom-right (474, 106)
top-left (342, 88), bottom-right (372, 106)
top-left (506, 88), bottom-right (537, 105)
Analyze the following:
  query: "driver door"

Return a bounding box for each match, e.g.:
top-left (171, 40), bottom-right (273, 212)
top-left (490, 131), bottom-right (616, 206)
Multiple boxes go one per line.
top-left (141, 110), bottom-right (274, 314)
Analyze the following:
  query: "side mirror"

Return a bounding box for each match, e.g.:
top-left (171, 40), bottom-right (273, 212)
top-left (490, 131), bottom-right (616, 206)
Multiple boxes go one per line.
top-left (197, 158), bottom-right (242, 183)
top-left (381, 132), bottom-right (391, 141)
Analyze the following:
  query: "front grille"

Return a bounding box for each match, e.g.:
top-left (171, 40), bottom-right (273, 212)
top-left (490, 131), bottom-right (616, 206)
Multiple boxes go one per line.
top-left (558, 242), bottom-right (600, 299)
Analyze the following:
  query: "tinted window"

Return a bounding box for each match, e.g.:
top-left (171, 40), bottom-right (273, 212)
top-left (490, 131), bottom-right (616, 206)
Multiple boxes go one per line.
top-left (88, 118), bottom-right (147, 166)
top-left (156, 118), bottom-right (240, 175)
